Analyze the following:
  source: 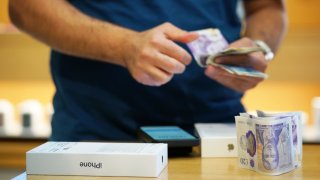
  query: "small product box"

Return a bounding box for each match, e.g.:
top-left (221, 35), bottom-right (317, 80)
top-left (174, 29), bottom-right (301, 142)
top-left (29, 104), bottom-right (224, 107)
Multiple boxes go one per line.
top-left (26, 142), bottom-right (168, 177)
top-left (195, 123), bottom-right (237, 157)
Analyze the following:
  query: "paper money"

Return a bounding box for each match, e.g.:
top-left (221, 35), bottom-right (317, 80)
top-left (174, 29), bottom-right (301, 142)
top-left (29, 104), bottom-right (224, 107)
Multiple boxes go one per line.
top-left (187, 28), bottom-right (268, 79)
top-left (235, 111), bottom-right (302, 175)
top-left (211, 64), bottom-right (268, 79)
top-left (256, 111), bottom-right (303, 168)
top-left (187, 28), bottom-right (228, 67)
top-left (236, 116), bottom-right (257, 172)
top-left (206, 47), bottom-right (264, 62)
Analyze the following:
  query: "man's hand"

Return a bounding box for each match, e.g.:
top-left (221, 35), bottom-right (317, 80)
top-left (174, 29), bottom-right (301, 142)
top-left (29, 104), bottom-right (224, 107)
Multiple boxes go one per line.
top-left (205, 37), bottom-right (267, 92)
top-left (124, 23), bottom-right (198, 86)
top-left (205, 0), bottom-right (287, 92)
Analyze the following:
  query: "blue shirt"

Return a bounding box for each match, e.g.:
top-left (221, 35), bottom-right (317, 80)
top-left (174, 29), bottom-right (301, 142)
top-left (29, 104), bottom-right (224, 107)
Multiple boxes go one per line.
top-left (51, 0), bottom-right (244, 141)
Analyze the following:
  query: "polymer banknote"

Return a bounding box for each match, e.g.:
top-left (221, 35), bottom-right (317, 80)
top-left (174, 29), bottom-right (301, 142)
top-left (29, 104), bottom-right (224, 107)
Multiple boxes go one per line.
top-left (187, 28), bottom-right (268, 79)
top-left (256, 111), bottom-right (303, 169)
top-left (235, 111), bottom-right (302, 175)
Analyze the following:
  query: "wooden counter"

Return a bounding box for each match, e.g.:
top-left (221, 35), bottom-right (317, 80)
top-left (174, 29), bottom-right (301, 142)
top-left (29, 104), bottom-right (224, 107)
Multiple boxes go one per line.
top-left (22, 144), bottom-right (320, 180)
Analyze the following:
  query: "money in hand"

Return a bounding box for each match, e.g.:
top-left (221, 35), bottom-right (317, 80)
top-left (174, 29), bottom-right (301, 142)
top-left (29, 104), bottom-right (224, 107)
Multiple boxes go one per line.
top-left (235, 111), bottom-right (302, 175)
top-left (187, 28), bottom-right (228, 67)
top-left (187, 28), bottom-right (268, 79)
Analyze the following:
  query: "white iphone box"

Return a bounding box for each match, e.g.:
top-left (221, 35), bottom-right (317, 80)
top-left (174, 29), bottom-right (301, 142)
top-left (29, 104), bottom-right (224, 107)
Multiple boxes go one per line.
top-left (195, 123), bottom-right (237, 157)
top-left (26, 142), bottom-right (168, 177)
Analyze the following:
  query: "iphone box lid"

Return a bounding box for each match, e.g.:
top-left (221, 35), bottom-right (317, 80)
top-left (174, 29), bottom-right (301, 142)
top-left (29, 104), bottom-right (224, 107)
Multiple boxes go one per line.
top-left (27, 142), bottom-right (167, 177)
top-left (195, 123), bottom-right (237, 157)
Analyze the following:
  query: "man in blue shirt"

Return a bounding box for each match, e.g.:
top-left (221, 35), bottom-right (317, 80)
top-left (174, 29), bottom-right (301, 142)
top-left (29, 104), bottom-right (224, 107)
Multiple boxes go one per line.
top-left (9, 0), bottom-right (287, 141)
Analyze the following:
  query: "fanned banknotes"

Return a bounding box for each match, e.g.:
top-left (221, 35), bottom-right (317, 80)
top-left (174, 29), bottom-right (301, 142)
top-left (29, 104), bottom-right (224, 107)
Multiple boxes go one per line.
top-left (187, 28), bottom-right (268, 79)
top-left (235, 111), bottom-right (302, 175)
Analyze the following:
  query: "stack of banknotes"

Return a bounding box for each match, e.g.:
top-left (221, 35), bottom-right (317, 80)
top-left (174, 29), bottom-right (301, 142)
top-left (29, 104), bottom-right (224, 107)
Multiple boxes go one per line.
top-left (187, 28), bottom-right (267, 79)
top-left (235, 111), bottom-right (302, 175)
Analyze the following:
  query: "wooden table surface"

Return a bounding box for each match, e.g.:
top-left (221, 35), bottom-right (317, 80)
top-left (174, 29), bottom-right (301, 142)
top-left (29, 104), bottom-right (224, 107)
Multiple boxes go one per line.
top-left (23, 144), bottom-right (320, 180)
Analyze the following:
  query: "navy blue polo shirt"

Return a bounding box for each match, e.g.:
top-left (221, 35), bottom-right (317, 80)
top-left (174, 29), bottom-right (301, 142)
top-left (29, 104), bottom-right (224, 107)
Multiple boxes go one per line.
top-left (50, 0), bottom-right (244, 141)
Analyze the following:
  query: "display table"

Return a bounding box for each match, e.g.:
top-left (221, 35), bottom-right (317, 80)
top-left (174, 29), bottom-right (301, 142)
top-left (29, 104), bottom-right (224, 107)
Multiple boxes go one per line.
top-left (12, 144), bottom-right (320, 180)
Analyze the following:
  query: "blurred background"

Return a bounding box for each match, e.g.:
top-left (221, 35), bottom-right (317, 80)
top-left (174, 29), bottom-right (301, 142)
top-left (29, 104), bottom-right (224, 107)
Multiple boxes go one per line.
top-left (0, 0), bottom-right (320, 179)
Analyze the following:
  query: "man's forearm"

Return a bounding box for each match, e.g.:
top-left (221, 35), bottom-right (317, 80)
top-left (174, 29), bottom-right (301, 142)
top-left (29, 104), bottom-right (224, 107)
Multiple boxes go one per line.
top-left (244, 0), bottom-right (288, 53)
top-left (9, 0), bottom-right (135, 67)
top-left (9, 0), bottom-right (198, 86)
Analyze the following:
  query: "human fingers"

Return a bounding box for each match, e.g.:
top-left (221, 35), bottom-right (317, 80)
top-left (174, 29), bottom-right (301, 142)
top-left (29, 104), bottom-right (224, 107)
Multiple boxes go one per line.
top-left (131, 63), bottom-right (173, 87)
top-left (125, 23), bottom-right (196, 86)
top-left (216, 37), bottom-right (268, 72)
top-left (150, 37), bottom-right (192, 65)
top-left (205, 66), bottom-right (263, 92)
top-left (215, 52), bottom-right (267, 72)
top-left (149, 51), bottom-right (186, 74)
top-left (158, 22), bottom-right (198, 43)
top-left (126, 38), bottom-right (183, 85)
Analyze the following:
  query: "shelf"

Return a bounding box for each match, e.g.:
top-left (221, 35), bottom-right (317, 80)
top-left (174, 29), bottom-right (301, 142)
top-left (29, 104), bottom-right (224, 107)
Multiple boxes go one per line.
top-left (0, 139), bottom-right (46, 169)
top-left (0, 134), bottom-right (50, 140)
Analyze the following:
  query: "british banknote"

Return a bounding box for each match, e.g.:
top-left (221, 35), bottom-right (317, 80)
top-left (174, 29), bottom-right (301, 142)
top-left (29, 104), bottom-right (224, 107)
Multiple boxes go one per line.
top-left (235, 111), bottom-right (302, 175)
top-left (187, 28), bottom-right (228, 67)
top-left (235, 115), bottom-right (257, 172)
top-left (187, 28), bottom-right (268, 79)
top-left (256, 110), bottom-right (303, 168)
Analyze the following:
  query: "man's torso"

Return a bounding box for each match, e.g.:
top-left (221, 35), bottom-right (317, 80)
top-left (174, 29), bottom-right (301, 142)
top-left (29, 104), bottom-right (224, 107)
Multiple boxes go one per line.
top-left (51, 0), bottom-right (244, 141)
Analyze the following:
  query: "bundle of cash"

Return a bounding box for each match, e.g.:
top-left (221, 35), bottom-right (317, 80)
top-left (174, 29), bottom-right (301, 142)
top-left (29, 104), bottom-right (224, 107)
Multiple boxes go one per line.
top-left (187, 28), bottom-right (268, 79)
top-left (235, 111), bottom-right (302, 175)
